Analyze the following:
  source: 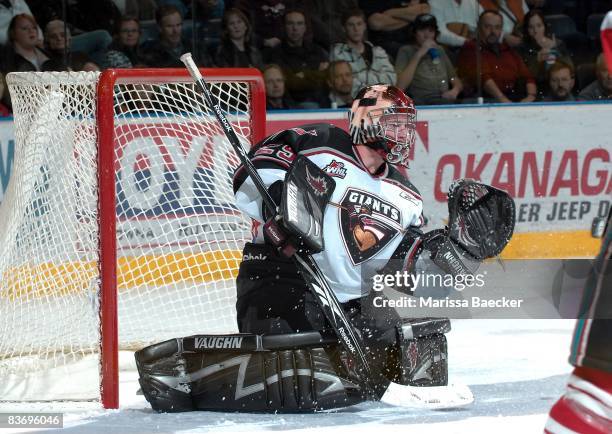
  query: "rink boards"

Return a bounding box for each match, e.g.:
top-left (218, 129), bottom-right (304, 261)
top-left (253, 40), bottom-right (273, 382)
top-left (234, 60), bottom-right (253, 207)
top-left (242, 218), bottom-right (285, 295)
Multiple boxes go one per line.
top-left (264, 102), bottom-right (611, 259)
top-left (0, 102), bottom-right (610, 259)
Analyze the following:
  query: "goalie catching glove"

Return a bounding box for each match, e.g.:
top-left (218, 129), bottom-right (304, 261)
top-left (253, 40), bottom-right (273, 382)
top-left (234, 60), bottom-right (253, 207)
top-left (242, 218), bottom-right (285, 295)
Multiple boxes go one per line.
top-left (427, 179), bottom-right (516, 275)
top-left (263, 155), bottom-right (335, 257)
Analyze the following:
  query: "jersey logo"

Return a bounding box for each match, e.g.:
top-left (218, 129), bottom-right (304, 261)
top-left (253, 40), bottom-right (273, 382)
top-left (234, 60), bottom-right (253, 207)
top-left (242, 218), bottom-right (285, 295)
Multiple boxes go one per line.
top-left (339, 188), bottom-right (401, 265)
top-left (399, 190), bottom-right (419, 205)
top-left (306, 166), bottom-right (330, 196)
top-left (323, 160), bottom-right (347, 179)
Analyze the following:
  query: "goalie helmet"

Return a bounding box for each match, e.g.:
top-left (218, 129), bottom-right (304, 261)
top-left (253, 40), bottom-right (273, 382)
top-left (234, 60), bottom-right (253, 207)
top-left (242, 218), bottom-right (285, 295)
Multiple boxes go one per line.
top-left (348, 84), bottom-right (417, 166)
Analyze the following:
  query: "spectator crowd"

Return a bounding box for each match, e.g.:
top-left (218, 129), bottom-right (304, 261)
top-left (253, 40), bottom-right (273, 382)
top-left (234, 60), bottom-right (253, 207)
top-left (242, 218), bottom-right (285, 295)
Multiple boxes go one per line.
top-left (0, 0), bottom-right (610, 113)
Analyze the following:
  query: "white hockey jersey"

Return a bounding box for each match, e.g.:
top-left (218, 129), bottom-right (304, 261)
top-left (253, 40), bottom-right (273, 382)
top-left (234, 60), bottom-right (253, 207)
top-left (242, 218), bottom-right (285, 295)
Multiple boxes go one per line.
top-left (233, 123), bottom-right (424, 302)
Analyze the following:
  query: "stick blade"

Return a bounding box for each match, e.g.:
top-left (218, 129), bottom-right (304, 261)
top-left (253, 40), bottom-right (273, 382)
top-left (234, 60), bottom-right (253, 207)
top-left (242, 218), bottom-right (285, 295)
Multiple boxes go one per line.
top-left (380, 381), bottom-right (474, 409)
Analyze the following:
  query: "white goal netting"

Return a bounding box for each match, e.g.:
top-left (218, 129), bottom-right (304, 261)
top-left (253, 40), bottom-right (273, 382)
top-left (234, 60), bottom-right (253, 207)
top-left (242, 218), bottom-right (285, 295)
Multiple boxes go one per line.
top-left (0, 70), bottom-right (260, 402)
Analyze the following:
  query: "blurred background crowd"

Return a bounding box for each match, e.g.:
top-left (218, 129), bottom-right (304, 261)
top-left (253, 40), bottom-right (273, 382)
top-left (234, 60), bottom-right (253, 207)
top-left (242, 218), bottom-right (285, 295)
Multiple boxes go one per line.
top-left (0, 0), bottom-right (610, 114)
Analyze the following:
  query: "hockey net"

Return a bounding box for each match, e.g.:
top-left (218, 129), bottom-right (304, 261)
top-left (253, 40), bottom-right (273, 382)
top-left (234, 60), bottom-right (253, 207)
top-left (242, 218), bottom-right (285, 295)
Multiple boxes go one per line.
top-left (0, 69), bottom-right (265, 407)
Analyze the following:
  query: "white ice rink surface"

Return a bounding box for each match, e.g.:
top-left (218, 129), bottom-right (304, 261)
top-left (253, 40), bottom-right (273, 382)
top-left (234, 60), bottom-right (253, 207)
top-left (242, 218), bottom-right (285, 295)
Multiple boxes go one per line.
top-left (0, 318), bottom-right (575, 433)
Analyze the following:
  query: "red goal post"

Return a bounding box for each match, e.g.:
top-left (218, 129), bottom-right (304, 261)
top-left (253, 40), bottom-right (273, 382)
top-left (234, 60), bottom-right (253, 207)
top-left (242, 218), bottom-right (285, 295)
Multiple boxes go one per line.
top-left (98, 68), bottom-right (265, 408)
top-left (0, 68), bottom-right (265, 409)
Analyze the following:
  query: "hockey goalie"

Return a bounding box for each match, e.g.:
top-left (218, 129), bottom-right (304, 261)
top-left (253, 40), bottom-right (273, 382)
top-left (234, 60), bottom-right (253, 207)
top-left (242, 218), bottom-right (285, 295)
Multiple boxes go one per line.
top-left (135, 84), bottom-right (515, 412)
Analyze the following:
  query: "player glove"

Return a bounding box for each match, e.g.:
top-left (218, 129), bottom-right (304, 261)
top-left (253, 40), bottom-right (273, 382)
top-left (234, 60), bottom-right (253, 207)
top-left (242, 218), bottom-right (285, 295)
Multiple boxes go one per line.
top-left (427, 179), bottom-right (515, 275)
top-left (263, 156), bottom-right (336, 258)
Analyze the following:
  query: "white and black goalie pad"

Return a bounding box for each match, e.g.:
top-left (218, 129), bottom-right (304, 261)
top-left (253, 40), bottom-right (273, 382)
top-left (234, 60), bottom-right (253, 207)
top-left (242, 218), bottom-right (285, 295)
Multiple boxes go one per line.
top-left (279, 155), bottom-right (336, 253)
top-left (135, 331), bottom-right (365, 413)
top-left (395, 318), bottom-right (450, 387)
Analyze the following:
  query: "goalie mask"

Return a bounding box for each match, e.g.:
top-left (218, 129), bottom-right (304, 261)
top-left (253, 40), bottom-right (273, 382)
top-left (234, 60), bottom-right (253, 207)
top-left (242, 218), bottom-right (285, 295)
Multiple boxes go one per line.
top-left (349, 84), bottom-right (416, 166)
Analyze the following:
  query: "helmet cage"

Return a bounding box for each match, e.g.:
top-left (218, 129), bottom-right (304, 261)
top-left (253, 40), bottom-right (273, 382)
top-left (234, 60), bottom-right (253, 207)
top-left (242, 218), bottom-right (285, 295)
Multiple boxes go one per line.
top-left (348, 85), bottom-right (417, 166)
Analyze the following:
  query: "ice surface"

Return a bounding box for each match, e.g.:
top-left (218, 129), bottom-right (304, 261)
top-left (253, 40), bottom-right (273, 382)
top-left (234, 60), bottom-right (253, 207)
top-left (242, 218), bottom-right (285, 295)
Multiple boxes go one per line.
top-left (0, 318), bottom-right (574, 433)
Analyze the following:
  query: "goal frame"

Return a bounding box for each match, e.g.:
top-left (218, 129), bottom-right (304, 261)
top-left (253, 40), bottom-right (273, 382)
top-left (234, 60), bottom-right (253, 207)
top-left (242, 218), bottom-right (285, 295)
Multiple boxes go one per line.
top-left (96, 68), bottom-right (266, 409)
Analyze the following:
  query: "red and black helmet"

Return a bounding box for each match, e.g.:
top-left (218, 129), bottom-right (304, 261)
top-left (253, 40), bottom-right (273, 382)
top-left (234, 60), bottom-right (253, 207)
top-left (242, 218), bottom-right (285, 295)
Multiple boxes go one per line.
top-left (348, 84), bottom-right (417, 166)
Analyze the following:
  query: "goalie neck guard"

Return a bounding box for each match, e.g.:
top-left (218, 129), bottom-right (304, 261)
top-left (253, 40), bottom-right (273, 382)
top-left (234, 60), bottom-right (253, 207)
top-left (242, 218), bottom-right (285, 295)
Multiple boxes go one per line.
top-left (348, 84), bottom-right (416, 167)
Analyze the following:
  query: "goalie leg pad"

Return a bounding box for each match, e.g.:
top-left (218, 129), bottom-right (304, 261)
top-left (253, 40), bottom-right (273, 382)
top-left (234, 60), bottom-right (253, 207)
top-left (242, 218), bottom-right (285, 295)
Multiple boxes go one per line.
top-left (389, 318), bottom-right (450, 387)
top-left (135, 332), bottom-right (365, 412)
top-left (136, 338), bottom-right (195, 412)
top-left (139, 376), bottom-right (195, 413)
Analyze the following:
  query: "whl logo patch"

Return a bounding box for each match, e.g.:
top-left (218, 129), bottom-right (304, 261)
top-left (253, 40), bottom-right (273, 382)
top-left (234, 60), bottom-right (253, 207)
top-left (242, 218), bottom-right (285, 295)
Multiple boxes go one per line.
top-left (323, 160), bottom-right (347, 179)
top-left (339, 188), bottom-right (401, 265)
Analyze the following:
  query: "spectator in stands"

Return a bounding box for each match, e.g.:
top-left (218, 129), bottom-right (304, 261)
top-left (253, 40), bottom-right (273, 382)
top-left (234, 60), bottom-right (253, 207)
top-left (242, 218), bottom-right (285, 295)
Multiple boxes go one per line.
top-left (234, 0), bottom-right (293, 49)
top-left (103, 16), bottom-right (145, 68)
top-left (543, 60), bottom-right (576, 101)
top-left (141, 4), bottom-right (214, 67)
top-left (25, 1), bottom-right (113, 67)
top-left (323, 60), bottom-right (354, 108)
top-left (0, 0), bottom-right (42, 46)
top-left (519, 9), bottom-right (572, 95)
top-left (42, 20), bottom-right (99, 71)
top-left (296, 0), bottom-right (359, 49)
top-left (331, 9), bottom-right (396, 97)
top-left (263, 64), bottom-right (297, 109)
top-left (215, 8), bottom-right (264, 68)
top-left (359, 0), bottom-right (430, 59)
top-left (396, 13), bottom-right (463, 105)
top-left (579, 53), bottom-right (612, 100)
top-left (457, 10), bottom-right (536, 102)
top-left (42, 19), bottom-right (72, 70)
top-left (1, 14), bottom-right (49, 73)
top-left (429, 0), bottom-right (481, 48)
top-left (478, 0), bottom-right (528, 47)
top-left (264, 9), bottom-right (328, 108)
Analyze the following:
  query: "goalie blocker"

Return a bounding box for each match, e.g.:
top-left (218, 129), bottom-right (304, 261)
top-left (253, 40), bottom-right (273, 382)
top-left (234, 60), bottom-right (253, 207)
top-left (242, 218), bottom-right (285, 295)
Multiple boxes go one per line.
top-left (136, 318), bottom-right (450, 412)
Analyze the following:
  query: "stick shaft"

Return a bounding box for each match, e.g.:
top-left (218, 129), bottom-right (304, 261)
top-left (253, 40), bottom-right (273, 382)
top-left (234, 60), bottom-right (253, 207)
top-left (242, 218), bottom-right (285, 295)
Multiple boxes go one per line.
top-left (180, 54), bottom-right (377, 398)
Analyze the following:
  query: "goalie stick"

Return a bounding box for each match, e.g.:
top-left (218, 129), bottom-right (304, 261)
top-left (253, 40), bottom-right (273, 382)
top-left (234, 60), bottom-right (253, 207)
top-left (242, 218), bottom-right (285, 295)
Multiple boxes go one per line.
top-left (179, 53), bottom-right (379, 400)
top-left (179, 55), bottom-right (473, 409)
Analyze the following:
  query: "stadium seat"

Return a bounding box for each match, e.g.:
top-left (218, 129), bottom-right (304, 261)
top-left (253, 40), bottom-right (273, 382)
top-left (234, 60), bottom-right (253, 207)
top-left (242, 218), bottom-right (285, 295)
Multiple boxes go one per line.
top-left (586, 13), bottom-right (606, 44)
top-left (576, 63), bottom-right (596, 92)
top-left (545, 14), bottom-right (578, 39)
top-left (139, 19), bottom-right (158, 43)
top-left (545, 14), bottom-right (589, 61)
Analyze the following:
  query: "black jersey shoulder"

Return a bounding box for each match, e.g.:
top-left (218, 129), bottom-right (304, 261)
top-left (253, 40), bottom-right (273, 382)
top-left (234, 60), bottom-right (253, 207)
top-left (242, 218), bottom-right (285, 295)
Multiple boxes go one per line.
top-left (234, 123), bottom-right (356, 193)
top-left (251, 123), bottom-right (356, 160)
